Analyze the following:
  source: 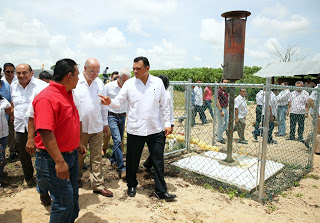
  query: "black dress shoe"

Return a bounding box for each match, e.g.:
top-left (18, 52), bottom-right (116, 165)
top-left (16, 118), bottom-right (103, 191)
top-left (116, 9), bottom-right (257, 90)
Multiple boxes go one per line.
top-left (127, 187), bottom-right (136, 197)
top-left (155, 192), bottom-right (177, 201)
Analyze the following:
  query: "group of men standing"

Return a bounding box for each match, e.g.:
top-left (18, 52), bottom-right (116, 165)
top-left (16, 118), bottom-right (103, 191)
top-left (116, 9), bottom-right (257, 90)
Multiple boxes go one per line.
top-left (253, 80), bottom-right (317, 147)
top-left (0, 56), bottom-right (176, 222)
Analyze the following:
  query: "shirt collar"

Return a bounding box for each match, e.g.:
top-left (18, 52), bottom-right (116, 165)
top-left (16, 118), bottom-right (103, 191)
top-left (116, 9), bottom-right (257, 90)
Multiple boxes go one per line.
top-left (134, 73), bottom-right (153, 85)
top-left (49, 81), bottom-right (71, 96)
top-left (79, 72), bottom-right (98, 86)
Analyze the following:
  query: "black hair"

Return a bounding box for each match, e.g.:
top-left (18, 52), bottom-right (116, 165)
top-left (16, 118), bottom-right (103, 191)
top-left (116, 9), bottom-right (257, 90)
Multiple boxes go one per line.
top-left (39, 71), bottom-right (53, 80)
top-left (52, 59), bottom-right (77, 81)
top-left (134, 56), bottom-right (150, 67)
top-left (158, 75), bottom-right (170, 90)
top-left (3, 63), bottom-right (15, 71)
top-left (112, 71), bottom-right (119, 75)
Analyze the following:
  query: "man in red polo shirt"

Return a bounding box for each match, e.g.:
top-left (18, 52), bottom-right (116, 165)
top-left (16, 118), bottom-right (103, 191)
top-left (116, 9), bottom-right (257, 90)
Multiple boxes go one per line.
top-left (33, 58), bottom-right (86, 223)
top-left (216, 79), bottom-right (229, 144)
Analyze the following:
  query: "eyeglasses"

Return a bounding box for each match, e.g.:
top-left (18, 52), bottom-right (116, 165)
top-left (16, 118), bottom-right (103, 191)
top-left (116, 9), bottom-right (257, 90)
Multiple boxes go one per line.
top-left (5, 70), bottom-right (15, 73)
top-left (88, 69), bottom-right (100, 75)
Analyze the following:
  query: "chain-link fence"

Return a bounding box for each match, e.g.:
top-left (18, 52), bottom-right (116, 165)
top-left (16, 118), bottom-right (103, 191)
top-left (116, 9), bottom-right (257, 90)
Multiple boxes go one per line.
top-left (164, 80), bottom-right (320, 202)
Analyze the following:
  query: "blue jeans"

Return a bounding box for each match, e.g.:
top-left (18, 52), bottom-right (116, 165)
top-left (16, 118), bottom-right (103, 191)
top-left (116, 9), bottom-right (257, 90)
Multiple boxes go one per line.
top-left (109, 115), bottom-right (126, 172)
top-left (203, 100), bottom-right (214, 119)
top-left (278, 105), bottom-right (288, 136)
top-left (216, 107), bottom-right (228, 141)
top-left (0, 137), bottom-right (8, 176)
top-left (35, 149), bottom-right (79, 223)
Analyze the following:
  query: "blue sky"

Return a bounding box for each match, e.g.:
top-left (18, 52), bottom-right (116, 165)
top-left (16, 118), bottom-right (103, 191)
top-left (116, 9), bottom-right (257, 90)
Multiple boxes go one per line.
top-left (0, 0), bottom-right (319, 73)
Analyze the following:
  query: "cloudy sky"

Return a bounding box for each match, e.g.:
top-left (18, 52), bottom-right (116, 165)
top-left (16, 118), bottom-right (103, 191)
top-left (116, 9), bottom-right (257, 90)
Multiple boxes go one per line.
top-left (0, 0), bottom-right (319, 73)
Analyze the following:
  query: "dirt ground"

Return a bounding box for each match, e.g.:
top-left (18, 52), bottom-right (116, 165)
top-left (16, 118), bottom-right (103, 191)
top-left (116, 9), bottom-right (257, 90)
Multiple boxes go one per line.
top-left (0, 144), bottom-right (319, 223)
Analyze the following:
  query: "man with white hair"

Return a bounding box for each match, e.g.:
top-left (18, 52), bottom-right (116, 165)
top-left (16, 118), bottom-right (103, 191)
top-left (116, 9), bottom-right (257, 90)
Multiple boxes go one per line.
top-left (73, 58), bottom-right (113, 197)
top-left (104, 68), bottom-right (131, 179)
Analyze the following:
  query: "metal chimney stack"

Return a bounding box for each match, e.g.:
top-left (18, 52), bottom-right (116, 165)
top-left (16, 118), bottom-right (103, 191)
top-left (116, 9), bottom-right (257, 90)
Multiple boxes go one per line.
top-left (221, 11), bottom-right (251, 80)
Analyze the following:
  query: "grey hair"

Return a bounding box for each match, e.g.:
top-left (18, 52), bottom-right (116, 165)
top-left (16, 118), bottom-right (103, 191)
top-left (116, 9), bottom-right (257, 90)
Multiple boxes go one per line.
top-left (296, 81), bottom-right (304, 86)
top-left (119, 68), bottom-right (131, 78)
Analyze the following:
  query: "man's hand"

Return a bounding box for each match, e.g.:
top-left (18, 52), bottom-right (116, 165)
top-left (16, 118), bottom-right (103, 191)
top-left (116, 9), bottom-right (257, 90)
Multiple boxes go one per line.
top-left (164, 127), bottom-right (172, 136)
top-left (55, 160), bottom-right (70, 180)
top-left (305, 113), bottom-right (309, 118)
top-left (220, 111), bottom-right (224, 117)
top-left (78, 143), bottom-right (87, 157)
top-left (103, 125), bottom-right (109, 134)
top-left (98, 95), bottom-right (111, 105)
top-left (26, 138), bottom-right (36, 155)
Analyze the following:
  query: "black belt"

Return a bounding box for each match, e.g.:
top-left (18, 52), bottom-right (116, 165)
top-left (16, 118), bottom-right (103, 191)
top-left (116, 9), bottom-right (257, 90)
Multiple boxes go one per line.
top-left (36, 148), bottom-right (76, 155)
top-left (108, 111), bottom-right (126, 117)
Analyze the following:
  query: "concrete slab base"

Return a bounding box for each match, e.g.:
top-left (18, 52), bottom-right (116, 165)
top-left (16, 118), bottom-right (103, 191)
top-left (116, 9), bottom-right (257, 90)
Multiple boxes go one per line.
top-left (173, 151), bottom-right (284, 192)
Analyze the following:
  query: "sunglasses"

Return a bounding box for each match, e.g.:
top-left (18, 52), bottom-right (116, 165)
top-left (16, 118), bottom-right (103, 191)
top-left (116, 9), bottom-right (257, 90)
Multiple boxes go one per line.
top-left (5, 70), bottom-right (15, 73)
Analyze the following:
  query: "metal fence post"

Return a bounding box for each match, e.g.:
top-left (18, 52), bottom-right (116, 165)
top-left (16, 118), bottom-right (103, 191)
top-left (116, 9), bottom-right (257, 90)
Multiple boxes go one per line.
top-left (258, 77), bottom-right (271, 201)
top-left (185, 79), bottom-right (192, 154)
top-left (310, 84), bottom-right (320, 170)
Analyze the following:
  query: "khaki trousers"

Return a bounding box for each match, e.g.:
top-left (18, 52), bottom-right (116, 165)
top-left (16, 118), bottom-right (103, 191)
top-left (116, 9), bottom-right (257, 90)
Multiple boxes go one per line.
top-left (79, 131), bottom-right (104, 190)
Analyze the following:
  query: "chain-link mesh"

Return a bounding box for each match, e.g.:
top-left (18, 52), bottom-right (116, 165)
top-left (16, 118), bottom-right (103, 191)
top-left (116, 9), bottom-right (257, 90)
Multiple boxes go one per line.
top-left (164, 81), bottom-right (319, 202)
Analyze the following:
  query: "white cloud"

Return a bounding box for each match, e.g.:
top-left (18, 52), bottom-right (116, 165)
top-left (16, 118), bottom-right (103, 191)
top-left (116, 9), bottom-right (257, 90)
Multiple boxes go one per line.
top-left (79, 27), bottom-right (130, 50)
top-left (127, 19), bottom-right (150, 37)
top-left (264, 37), bottom-right (282, 54)
top-left (0, 8), bottom-right (51, 47)
top-left (252, 4), bottom-right (310, 36)
top-left (49, 35), bottom-right (85, 63)
top-left (200, 18), bottom-right (224, 49)
top-left (136, 39), bottom-right (187, 69)
top-left (193, 56), bottom-right (202, 62)
top-left (260, 3), bottom-right (290, 18)
top-left (111, 0), bottom-right (178, 15)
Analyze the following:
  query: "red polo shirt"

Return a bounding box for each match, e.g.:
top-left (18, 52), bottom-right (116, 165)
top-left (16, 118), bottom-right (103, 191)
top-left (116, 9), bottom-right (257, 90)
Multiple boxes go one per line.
top-left (217, 87), bottom-right (229, 108)
top-left (33, 81), bottom-right (80, 152)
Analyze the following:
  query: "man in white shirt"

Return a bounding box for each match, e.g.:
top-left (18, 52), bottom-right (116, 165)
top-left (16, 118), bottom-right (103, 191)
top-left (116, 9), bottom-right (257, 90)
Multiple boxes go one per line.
top-left (11, 63), bottom-right (47, 186)
top-left (73, 58), bottom-right (113, 197)
top-left (275, 82), bottom-right (290, 136)
top-left (2, 63), bottom-right (18, 160)
top-left (234, 89), bottom-right (248, 144)
top-left (99, 56), bottom-right (176, 201)
top-left (287, 81), bottom-right (309, 142)
top-left (252, 89), bottom-right (277, 144)
top-left (254, 89), bottom-right (264, 130)
top-left (193, 80), bottom-right (207, 125)
top-left (305, 78), bottom-right (316, 88)
top-left (104, 68), bottom-right (130, 179)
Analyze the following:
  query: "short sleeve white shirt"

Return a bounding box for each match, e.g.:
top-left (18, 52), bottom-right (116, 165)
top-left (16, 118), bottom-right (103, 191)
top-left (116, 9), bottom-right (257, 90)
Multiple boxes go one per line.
top-left (194, 86), bottom-right (203, 106)
top-left (234, 95), bottom-right (248, 119)
top-left (276, 89), bottom-right (290, 106)
top-left (256, 90), bottom-right (264, 105)
top-left (288, 90), bottom-right (309, 114)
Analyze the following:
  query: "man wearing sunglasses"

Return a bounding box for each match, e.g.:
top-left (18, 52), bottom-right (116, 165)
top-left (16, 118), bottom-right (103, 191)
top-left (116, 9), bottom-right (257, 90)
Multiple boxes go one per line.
top-left (1, 63), bottom-right (18, 160)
